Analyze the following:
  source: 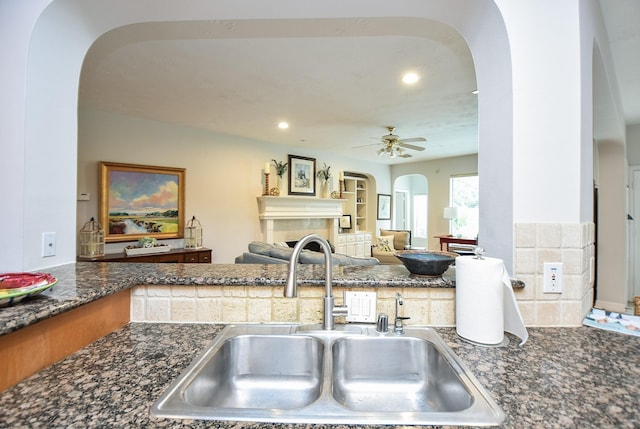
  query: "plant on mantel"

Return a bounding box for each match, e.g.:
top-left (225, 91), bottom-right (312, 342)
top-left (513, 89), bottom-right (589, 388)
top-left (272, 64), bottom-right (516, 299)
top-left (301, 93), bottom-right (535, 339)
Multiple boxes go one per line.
top-left (271, 159), bottom-right (288, 195)
top-left (317, 163), bottom-right (331, 181)
top-left (271, 159), bottom-right (288, 178)
top-left (317, 163), bottom-right (332, 198)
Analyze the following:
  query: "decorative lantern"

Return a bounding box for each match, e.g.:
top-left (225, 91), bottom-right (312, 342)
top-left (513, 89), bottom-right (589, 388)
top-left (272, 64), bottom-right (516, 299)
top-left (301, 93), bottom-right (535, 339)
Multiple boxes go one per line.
top-left (184, 216), bottom-right (203, 249)
top-left (79, 217), bottom-right (105, 257)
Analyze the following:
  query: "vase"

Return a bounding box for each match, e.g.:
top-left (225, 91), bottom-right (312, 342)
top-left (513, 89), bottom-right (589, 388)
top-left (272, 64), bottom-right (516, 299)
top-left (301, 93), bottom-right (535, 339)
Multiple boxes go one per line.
top-left (277, 176), bottom-right (283, 194)
top-left (320, 180), bottom-right (330, 198)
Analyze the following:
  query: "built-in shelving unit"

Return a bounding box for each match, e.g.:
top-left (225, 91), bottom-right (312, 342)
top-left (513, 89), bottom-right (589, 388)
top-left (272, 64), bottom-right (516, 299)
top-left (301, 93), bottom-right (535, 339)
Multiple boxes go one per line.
top-left (342, 174), bottom-right (369, 233)
top-left (337, 173), bottom-right (372, 257)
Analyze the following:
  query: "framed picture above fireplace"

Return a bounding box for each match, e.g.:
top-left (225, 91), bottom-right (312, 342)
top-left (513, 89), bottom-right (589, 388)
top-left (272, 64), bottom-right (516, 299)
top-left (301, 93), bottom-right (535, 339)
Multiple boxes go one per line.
top-left (288, 154), bottom-right (316, 196)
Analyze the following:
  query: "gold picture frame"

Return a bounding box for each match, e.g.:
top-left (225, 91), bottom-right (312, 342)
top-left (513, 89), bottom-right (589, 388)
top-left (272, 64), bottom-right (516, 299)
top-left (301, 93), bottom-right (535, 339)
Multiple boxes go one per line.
top-left (99, 162), bottom-right (185, 242)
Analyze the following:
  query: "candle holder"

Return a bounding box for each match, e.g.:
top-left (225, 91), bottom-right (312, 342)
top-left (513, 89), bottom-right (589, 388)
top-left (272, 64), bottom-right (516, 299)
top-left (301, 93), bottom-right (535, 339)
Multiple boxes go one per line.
top-left (263, 172), bottom-right (270, 196)
top-left (78, 217), bottom-right (104, 258)
top-left (184, 215), bottom-right (203, 249)
top-left (339, 179), bottom-right (344, 199)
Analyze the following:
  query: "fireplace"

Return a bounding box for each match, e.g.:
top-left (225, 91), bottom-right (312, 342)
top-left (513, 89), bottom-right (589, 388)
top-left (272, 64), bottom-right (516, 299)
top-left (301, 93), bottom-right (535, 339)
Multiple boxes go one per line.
top-left (257, 196), bottom-right (343, 243)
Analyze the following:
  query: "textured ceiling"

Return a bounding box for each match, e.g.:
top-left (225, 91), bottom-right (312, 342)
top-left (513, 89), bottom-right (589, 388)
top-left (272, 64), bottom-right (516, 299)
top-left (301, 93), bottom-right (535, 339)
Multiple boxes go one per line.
top-left (79, 18), bottom-right (478, 164)
top-left (78, 3), bottom-right (639, 165)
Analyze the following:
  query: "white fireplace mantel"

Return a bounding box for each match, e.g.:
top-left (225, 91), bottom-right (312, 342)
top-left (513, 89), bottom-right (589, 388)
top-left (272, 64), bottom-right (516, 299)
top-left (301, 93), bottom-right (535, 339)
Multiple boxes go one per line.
top-left (257, 196), bottom-right (345, 243)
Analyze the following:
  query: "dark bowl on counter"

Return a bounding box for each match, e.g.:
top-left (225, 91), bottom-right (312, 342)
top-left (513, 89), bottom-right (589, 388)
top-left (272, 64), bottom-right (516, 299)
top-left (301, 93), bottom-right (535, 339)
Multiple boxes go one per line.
top-left (394, 250), bottom-right (458, 277)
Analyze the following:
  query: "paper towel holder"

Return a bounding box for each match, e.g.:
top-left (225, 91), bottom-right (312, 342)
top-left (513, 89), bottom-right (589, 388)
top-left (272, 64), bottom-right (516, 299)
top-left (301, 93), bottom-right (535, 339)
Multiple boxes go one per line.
top-left (473, 246), bottom-right (485, 259)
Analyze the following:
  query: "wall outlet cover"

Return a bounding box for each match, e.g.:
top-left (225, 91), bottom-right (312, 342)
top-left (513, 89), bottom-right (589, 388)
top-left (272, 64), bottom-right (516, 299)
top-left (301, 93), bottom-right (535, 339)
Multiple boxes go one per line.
top-left (543, 262), bottom-right (563, 293)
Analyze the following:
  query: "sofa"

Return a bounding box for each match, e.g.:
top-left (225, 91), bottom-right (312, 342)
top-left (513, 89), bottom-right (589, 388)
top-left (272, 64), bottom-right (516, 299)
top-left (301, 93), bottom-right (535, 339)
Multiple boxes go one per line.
top-left (235, 241), bottom-right (380, 266)
top-left (371, 229), bottom-right (412, 264)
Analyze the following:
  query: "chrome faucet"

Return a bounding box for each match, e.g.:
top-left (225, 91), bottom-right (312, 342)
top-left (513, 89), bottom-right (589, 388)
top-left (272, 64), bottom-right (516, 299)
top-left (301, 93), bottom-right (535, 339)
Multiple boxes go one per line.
top-left (284, 234), bottom-right (348, 330)
top-left (394, 293), bottom-right (410, 334)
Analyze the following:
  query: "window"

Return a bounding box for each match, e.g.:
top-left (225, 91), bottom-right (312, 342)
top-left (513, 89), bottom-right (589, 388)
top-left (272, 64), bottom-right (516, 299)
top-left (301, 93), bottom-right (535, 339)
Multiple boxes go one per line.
top-left (450, 175), bottom-right (479, 237)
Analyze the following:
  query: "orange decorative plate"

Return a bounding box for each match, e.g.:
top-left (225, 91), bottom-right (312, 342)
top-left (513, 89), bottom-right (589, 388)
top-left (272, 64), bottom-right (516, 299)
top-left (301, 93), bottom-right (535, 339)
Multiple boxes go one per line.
top-left (0, 272), bottom-right (57, 307)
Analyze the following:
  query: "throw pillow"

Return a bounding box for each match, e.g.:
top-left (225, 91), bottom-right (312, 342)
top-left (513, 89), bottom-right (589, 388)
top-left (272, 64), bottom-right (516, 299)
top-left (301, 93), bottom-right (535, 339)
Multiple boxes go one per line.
top-left (380, 229), bottom-right (410, 250)
top-left (374, 235), bottom-right (394, 252)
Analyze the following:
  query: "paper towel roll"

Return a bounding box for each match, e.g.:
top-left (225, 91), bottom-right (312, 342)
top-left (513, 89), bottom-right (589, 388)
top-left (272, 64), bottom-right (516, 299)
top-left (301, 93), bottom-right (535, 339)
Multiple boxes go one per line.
top-left (456, 256), bottom-right (528, 346)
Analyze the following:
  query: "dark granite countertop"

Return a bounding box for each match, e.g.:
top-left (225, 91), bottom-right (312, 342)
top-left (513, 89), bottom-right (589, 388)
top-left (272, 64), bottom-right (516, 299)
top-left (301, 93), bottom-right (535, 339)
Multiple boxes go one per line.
top-left (0, 262), bottom-right (523, 337)
top-left (0, 262), bottom-right (459, 336)
top-left (1, 322), bottom-right (638, 428)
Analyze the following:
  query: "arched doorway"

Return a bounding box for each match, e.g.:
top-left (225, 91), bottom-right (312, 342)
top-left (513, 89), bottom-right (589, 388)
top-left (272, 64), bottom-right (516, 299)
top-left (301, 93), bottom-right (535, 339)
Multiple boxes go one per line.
top-left (393, 174), bottom-right (429, 248)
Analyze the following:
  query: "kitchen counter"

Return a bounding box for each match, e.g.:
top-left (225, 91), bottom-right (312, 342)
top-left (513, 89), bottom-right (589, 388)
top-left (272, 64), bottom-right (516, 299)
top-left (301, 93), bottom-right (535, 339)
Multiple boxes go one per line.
top-left (1, 321), bottom-right (638, 428)
top-left (0, 262), bottom-right (523, 337)
top-left (0, 263), bottom-right (636, 428)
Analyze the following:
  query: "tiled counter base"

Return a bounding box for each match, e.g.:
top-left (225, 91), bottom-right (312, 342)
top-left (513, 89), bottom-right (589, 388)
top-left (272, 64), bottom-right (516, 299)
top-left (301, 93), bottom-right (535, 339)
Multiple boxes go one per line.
top-left (131, 285), bottom-right (457, 325)
top-left (0, 322), bottom-right (638, 428)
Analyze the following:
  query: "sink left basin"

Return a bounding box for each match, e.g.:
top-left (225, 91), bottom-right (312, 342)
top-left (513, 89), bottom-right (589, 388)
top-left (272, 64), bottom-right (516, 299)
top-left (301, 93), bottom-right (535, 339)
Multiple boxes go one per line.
top-left (183, 334), bottom-right (324, 410)
top-left (152, 326), bottom-right (324, 419)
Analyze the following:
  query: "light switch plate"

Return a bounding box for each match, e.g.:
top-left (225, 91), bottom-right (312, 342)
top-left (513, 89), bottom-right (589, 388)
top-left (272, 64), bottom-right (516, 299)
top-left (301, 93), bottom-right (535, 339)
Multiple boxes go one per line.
top-left (42, 232), bottom-right (56, 257)
top-left (345, 291), bottom-right (377, 323)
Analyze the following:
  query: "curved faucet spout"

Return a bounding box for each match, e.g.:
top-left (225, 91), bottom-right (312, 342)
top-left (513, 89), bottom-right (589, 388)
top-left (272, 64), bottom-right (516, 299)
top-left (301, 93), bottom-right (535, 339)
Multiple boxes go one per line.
top-left (284, 234), bottom-right (344, 329)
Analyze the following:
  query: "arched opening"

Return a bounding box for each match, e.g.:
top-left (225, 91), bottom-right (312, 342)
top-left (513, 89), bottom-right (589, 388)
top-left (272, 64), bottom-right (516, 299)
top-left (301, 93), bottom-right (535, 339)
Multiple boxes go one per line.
top-left (11, 0), bottom-right (513, 272)
top-left (393, 174), bottom-right (428, 248)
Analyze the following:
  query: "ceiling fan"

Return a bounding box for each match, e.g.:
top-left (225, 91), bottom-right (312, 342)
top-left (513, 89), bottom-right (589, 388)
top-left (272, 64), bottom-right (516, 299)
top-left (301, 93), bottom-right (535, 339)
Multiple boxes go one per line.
top-left (355, 127), bottom-right (426, 158)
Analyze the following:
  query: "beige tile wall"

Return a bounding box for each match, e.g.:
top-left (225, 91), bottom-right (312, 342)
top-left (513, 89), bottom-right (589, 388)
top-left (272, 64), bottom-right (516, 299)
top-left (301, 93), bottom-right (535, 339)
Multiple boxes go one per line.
top-left (514, 222), bottom-right (595, 326)
top-left (131, 285), bottom-right (456, 326)
top-left (131, 222), bottom-right (594, 328)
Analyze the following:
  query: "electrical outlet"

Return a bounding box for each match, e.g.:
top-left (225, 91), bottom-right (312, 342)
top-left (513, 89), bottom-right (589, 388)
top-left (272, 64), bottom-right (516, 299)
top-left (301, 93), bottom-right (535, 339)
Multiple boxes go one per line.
top-left (543, 262), bottom-right (563, 293)
top-left (42, 232), bottom-right (56, 257)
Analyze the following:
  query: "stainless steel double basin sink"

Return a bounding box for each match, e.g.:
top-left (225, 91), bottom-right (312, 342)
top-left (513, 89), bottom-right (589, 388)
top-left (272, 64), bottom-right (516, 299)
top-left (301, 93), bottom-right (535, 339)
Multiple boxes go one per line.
top-left (151, 324), bottom-right (505, 426)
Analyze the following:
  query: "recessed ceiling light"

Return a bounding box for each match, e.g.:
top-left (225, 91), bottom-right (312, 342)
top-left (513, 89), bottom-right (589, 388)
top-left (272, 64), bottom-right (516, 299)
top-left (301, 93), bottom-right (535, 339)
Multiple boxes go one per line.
top-left (277, 122), bottom-right (289, 129)
top-left (402, 72), bottom-right (420, 84)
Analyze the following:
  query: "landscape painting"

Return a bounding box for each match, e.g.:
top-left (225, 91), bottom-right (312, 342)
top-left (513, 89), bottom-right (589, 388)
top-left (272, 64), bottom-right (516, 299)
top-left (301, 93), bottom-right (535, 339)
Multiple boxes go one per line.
top-left (99, 162), bottom-right (185, 242)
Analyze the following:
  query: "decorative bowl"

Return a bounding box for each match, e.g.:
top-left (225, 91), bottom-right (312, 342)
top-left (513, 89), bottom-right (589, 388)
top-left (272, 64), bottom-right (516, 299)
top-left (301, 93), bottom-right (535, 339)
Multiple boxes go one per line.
top-left (394, 250), bottom-right (458, 277)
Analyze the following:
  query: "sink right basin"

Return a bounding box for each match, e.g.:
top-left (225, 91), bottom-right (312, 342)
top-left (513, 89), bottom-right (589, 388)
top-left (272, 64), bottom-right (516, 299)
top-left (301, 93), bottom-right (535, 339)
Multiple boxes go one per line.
top-left (332, 336), bottom-right (472, 412)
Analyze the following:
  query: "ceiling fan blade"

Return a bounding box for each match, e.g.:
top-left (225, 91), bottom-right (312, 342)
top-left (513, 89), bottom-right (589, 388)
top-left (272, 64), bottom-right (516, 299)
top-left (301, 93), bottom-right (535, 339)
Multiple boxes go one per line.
top-left (398, 142), bottom-right (426, 151)
top-left (399, 153), bottom-right (413, 158)
top-left (352, 142), bottom-right (382, 149)
top-left (399, 137), bottom-right (426, 143)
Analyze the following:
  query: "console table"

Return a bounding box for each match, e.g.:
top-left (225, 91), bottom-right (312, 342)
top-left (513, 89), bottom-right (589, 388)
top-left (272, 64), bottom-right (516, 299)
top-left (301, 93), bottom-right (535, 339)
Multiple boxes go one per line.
top-left (77, 247), bottom-right (211, 263)
top-left (435, 235), bottom-right (477, 252)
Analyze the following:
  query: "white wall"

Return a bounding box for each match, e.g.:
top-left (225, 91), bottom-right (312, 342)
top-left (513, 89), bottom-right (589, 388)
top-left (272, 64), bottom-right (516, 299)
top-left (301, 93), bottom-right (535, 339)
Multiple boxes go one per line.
top-left (0, 0), bottom-right (53, 270)
top-left (78, 108), bottom-right (389, 262)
